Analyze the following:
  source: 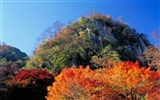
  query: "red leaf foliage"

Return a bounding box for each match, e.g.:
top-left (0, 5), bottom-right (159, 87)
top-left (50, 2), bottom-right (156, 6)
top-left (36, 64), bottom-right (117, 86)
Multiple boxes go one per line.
top-left (14, 69), bottom-right (54, 87)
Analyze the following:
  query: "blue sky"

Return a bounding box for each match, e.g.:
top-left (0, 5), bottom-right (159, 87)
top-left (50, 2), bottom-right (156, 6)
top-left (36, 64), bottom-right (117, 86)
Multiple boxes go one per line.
top-left (0, 0), bottom-right (160, 56)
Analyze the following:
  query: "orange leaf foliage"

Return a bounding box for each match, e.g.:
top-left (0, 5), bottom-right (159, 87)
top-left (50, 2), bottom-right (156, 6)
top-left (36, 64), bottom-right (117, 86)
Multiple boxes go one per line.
top-left (46, 66), bottom-right (113, 100)
top-left (107, 61), bottom-right (160, 99)
top-left (46, 62), bottom-right (160, 100)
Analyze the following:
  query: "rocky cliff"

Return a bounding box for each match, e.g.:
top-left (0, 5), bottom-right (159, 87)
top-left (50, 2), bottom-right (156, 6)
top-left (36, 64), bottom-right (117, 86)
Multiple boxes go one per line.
top-left (86, 18), bottom-right (151, 61)
top-left (26, 14), bottom-right (152, 72)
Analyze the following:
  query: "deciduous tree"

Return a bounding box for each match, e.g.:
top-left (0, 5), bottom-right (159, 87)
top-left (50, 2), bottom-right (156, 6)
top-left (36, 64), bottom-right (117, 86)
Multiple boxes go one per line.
top-left (46, 61), bottom-right (160, 100)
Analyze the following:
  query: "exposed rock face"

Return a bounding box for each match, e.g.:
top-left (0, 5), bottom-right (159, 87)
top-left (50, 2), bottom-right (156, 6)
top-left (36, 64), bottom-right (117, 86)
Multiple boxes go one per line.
top-left (62, 17), bottom-right (151, 69)
top-left (26, 14), bottom-right (152, 72)
top-left (87, 20), bottom-right (151, 60)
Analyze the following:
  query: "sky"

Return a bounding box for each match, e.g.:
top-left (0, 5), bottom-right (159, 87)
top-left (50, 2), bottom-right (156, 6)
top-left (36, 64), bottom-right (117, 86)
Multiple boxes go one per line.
top-left (0, 0), bottom-right (160, 56)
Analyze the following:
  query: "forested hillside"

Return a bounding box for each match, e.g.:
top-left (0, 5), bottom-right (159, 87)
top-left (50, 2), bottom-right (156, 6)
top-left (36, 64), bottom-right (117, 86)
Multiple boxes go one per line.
top-left (25, 14), bottom-right (159, 73)
top-left (0, 45), bottom-right (29, 68)
top-left (0, 14), bottom-right (160, 100)
top-left (0, 45), bottom-right (30, 100)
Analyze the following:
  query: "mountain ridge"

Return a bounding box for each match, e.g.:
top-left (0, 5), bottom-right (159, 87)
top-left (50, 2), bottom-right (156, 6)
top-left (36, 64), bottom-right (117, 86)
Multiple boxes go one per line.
top-left (0, 44), bottom-right (29, 68)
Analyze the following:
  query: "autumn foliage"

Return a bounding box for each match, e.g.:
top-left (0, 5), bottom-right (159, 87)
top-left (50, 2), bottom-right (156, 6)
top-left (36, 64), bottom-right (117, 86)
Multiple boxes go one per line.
top-left (13, 69), bottom-right (54, 87)
top-left (141, 46), bottom-right (160, 70)
top-left (6, 69), bottom-right (54, 100)
top-left (46, 66), bottom-right (110, 100)
top-left (107, 61), bottom-right (160, 99)
top-left (46, 61), bottom-right (160, 100)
